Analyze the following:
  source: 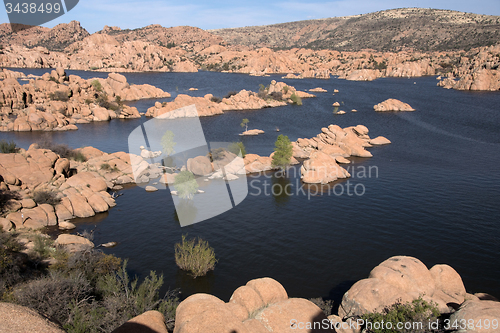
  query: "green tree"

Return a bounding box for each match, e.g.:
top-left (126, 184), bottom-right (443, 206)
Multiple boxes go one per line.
top-left (240, 118), bottom-right (249, 132)
top-left (271, 135), bottom-right (293, 172)
top-left (161, 130), bottom-right (176, 156)
top-left (227, 142), bottom-right (246, 158)
top-left (174, 171), bottom-right (199, 200)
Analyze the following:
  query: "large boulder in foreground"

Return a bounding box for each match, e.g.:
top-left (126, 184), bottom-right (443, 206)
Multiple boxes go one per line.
top-left (112, 310), bottom-right (168, 333)
top-left (187, 156), bottom-right (213, 176)
top-left (0, 302), bottom-right (66, 333)
top-left (449, 300), bottom-right (500, 333)
top-left (174, 277), bottom-right (333, 333)
top-left (374, 98), bottom-right (415, 111)
top-left (338, 256), bottom-right (467, 319)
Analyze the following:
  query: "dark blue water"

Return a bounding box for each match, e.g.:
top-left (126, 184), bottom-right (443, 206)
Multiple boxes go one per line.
top-left (3, 70), bottom-right (500, 304)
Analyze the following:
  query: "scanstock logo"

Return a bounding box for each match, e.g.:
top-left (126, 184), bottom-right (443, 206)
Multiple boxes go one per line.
top-left (128, 105), bottom-right (249, 227)
top-left (4, 0), bottom-right (79, 32)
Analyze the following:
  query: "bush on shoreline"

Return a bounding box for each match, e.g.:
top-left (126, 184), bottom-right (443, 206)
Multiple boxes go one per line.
top-left (175, 235), bottom-right (217, 278)
top-left (33, 190), bottom-right (61, 206)
top-left (0, 140), bottom-right (20, 153)
top-left (0, 226), bottom-right (179, 333)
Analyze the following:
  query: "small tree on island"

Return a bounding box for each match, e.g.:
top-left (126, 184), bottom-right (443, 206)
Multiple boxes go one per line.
top-left (161, 130), bottom-right (176, 156)
top-left (271, 134), bottom-right (293, 174)
top-left (174, 171), bottom-right (199, 200)
top-left (240, 118), bottom-right (249, 132)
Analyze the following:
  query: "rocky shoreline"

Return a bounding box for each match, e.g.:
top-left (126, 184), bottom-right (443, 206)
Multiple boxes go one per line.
top-left (0, 21), bottom-right (499, 92)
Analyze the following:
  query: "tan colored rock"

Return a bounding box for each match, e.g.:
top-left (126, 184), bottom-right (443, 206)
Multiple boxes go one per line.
top-left (430, 264), bottom-right (466, 305)
top-left (449, 300), bottom-right (500, 333)
top-left (56, 234), bottom-right (94, 247)
top-left (374, 98), bottom-right (415, 111)
top-left (255, 298), bottom-right (333, 332)
top-left (174, 294), bottom-right (226, 333)
top-left (230, 286), bottom-right (266, 316)
top-left (63, 188), bottom-right (95, 218)
top-left (0, 217), bottom-right (14, 231)
top-left (369, 136), bottom-right (391, 145)
top-left (112, 310), bottom-right (168, 333)
top-left (58, 221), bottom-right (76, 230)
top-left (369, 256), bottom-right (436, 298)
top-left (338, 278), bottom-right (414, 318)
top-left (301, 151), bottom-right (350, 184)
top-left (187, 156), bottom-right (213, 176)
top-left (240, 129), bottom-right (264, 136)
top-left (0, 302), bottom-right (66, 333)
top-left (309, 87), bottom-right (327, 92)
top-left (246, 277), bottom-right (288, 305)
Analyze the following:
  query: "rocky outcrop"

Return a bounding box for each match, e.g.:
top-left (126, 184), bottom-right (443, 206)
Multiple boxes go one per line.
top-left (449, 300), bottom-right (500, 333)
top-left (0, 70), bottom-right (170, 132)
top-left (309, 87), bottom-right (327, 92)
top-left (112, 310), bottom-right (169, 333)
top-left (374, 98), bottom-right (415, 111)
top-left (240, 129), bottom-right (264, 136)
top-left (146, 81), bottom-right (312, 119)
top-left (0, 145), bottom-right (169, 229)
top-left (338, 256), bottom-right (467, 319)
top-left (294, 125), bottom-right (390, 184)
top-left (0, 302), bottom-right (66, 333)
top-left (174, 277), bottom-right (333, 333)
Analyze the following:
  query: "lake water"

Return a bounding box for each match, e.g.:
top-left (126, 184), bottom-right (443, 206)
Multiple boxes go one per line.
top-left (3, 69), bottom-right (500, 304)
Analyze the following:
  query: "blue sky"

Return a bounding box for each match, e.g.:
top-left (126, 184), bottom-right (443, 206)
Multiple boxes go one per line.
top-left (1, 0), bottom-right (499, 33)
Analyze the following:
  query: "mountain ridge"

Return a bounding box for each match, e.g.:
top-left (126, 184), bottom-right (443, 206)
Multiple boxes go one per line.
top-left (210, 8), bottom-right (500, 52)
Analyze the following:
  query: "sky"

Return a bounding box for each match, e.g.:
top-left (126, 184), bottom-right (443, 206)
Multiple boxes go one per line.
top-left (1, 0), bottom-right (499, 33)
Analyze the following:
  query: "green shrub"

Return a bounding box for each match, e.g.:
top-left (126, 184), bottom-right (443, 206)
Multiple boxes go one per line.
top-left (48, 76), bottom-right (58, 83)
top-left (309, 297), bottom-right (334, 316)
top-left (36, 138), bottom-right (87, 162)
top-left (283, 86), bottom-right (289, 94)
top-left (14, 272), bottom-right (92, 325)
top-left (360, 297), bottom-right (440, 333)
top-left (175, 235), bottom-right (217, 278)
top-left (0, 140), bottom-right (19, 153)
top-left (290, 93), bottom-right (302, 105)
top-left (227, 142), bottom-right (246, 157)
top-left (0, 190), bottom-right (21, 213)
top-left (270, 91), bottom-right (283, 101)
top-left (91, 80), bottom-right (102, 92)
top-left (100, 163), bottom-right (111, 171)
top-left (32, 234), bottom-right (55, 259)
top-left (33, 190), bottom-right (60, 206)
top-left (173, 171), bottom-right (199, 200)
top-left (72, 152), bottom-right (87, 162)
top-left (210, 96), bottom-right (222, 103)
top-left (48, 90), bottom-right (69, 101)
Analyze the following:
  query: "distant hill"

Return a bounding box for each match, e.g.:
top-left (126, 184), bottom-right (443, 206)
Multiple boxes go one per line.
top-left (0, 21), bottom-right (89, 52)
top-left (210, 8), bottom-right (500, 52)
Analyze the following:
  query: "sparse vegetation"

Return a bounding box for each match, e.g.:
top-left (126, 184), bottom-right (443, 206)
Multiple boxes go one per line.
top-left (0, 140), bottom-right (19, 153)
top-left (210, 96), bottom-right (222, 103)
top-left (309, 297), bottom-right (334, 316)
top-left (290, 93), bottom-right (302, 105)
top-left (0, 190), bottom-right (22, 213)
top-left (224, 91), bottom-right (238, 99)
top-left (37, 137), bottom-right (87, 162)
top-left (173, 171), bottom-right (198, 200)
top-left (240, 118), bottom-right (249, 132)
top-left (272, 134), bottom-right (293, 171)
top-left (161, 130), bottom-right (176, 156)
top-left (91, 80), bottom-right (103, 92)
top-left (32, 190), bottom-right (61, 206)
top-left (0, 223), bottom-right (179, 333)
top-left (227, 142), bottom-right (246, 157)
top-left (175, 235), bottom-right (217, 278)
top-left (360, 297), bottom-right (440, 333)
top-left (48, 90), bottom-right (70, 101)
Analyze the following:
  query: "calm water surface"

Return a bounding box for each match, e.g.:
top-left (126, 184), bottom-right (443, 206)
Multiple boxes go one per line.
top-left (3, 69), bottom-right (500, 303)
